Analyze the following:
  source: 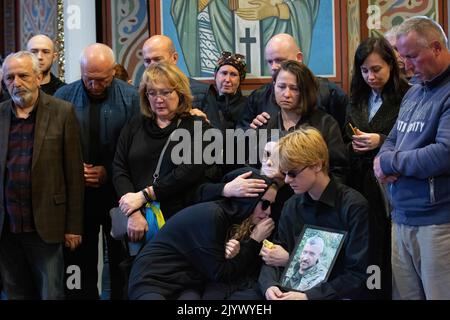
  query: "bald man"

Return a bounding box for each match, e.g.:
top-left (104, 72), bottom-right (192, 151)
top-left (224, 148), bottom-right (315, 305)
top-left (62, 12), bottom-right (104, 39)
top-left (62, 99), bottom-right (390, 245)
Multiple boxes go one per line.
top-left (55, 43), bottom-right (139, 300)
top-left (238, 33), bottom-right (348, 134)
top-left (27, 34), bottom-right (66, 95)
top-left (142, 35), bottom-right (209, 108)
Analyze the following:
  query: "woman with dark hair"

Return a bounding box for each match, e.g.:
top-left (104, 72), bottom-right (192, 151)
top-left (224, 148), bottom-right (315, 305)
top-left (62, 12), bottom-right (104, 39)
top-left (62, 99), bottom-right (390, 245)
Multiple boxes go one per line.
top-left (345, 36), bottom-right (410, 299)
top-left (261, 60), bottom-right (348, 183)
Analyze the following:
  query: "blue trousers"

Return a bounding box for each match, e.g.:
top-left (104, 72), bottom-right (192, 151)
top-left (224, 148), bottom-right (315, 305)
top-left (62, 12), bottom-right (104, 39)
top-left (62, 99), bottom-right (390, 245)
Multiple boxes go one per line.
top-left (0, 229), bottom-right (65, 300)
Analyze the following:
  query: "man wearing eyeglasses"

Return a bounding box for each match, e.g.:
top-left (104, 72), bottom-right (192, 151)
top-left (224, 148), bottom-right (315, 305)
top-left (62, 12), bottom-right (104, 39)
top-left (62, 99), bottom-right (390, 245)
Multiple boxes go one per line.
top-left (259, 127), bottom-right (369, 300)
top-left (54, 44), bottom-right (140, 300)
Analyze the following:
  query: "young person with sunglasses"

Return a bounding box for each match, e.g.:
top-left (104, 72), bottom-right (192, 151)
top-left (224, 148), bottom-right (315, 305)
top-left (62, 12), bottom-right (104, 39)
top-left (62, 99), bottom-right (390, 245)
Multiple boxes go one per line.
top-left (259, 127), bottom-right (369, 300)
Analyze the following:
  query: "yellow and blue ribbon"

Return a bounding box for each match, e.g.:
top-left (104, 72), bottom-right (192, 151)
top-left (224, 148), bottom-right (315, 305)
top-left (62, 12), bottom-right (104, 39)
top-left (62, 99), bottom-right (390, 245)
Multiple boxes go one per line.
top-left (145, 201), bottom-right (165, 242)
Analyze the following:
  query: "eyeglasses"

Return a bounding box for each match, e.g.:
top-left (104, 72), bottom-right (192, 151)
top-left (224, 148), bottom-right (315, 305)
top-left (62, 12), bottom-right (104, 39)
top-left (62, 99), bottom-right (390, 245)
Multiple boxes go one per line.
top-left (146, 88), bottom-right (175, 99)
top-left (220, 51), bottom-right (245, 61)
top-left (282, 166), bottom-right (309, 179)
top-left (259, 199), bottom-right (275, 211)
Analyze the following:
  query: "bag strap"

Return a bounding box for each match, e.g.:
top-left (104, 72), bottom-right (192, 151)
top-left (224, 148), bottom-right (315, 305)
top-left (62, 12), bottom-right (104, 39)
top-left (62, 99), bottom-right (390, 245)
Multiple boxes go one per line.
top-left (153, 118), bottom-right (182, 184)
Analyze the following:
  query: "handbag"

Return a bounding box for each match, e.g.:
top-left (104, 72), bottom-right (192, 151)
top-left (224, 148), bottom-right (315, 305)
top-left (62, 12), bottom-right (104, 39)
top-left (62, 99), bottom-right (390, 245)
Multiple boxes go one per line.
top-left (109, 119), bottom-right (181, 244)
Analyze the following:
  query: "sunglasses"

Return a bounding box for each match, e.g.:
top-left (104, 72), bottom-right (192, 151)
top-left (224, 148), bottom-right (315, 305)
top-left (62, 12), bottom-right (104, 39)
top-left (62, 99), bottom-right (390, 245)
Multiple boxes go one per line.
top-left (220, 51), bottom-right (245, 61)
top-left (282, 166), bottom-right (308, 179)
top-left (259, 199), bottom-right (275, 211)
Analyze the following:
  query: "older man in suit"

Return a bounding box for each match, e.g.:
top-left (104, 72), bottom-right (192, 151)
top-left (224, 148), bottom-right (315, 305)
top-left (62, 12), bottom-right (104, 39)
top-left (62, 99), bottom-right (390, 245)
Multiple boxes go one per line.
top-left (0, 51), bottom-right (84, 299)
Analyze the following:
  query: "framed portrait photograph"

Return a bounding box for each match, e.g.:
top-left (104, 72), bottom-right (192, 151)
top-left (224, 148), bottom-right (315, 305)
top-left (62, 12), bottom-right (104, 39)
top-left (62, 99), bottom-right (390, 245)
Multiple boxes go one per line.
top-left (280, 224), bottom-right (347, 292)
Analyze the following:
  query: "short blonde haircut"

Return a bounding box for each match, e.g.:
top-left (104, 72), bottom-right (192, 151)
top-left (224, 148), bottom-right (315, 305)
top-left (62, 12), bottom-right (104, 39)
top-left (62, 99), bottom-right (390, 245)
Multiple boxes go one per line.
top-left (139, 62), bottom-right (193, 119)
top-left (277, 126), bottom-right (329, 173)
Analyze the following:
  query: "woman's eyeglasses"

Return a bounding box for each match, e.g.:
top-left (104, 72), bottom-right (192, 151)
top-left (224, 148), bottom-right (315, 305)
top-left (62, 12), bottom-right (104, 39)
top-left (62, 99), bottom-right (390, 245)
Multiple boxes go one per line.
top-left (282, 166), bottom-right (308, 179)
top-left (259, 199), bottom-right (275, 211)
top-left (146, 89), bottom-right (175, 99)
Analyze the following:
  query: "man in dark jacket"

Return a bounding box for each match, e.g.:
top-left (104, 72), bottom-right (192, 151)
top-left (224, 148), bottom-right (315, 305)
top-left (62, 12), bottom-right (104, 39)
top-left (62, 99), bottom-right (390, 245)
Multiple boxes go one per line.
top-left (238, 33), bottom-right (348, 134)
top-left (128, 169), bottom-right (276, 300)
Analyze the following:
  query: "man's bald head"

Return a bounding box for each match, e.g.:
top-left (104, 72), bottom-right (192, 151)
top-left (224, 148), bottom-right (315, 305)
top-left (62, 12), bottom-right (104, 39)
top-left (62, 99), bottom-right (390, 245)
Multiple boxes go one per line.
top-left (142, 35), bottom-right (178, 68)
top-left (80, 43), bottom-right (115, 69)
top-left (80, 43), bottom-right (116, 98)
top-left (265, 33), bottom-right (303, 76)
top-left (27, 34), bottom-right (57, 76)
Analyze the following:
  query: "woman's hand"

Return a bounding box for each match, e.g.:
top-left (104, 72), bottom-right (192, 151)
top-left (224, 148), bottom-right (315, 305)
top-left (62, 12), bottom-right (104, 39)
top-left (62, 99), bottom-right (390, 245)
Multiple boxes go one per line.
top-left (260, 244), bottom-right (289, 266)
top-left (250, 112), bottom-right (270, 129)
top-left (119, 192), bottom-right (146, 216)
top-left (222, 171), bottom-right (267, 198)
top-left (250, 218), bottom-right (275, 242)
top-left (225, 239), bottom-right (240, 259)
top-left (127, 213), bottom-right (148, 242)
top-left (352, 128), bottom-right (381, 152)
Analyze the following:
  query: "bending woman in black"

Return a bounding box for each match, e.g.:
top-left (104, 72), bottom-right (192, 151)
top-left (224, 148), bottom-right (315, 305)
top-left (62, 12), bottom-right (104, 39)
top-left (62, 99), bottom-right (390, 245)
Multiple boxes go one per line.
top-left (128, 170), bottom-right (276, 300)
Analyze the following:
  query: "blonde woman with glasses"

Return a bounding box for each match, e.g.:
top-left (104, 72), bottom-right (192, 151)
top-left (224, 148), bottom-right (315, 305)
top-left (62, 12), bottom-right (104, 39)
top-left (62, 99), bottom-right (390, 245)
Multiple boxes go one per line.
top-left (113, 62), bottom-right (209, 243)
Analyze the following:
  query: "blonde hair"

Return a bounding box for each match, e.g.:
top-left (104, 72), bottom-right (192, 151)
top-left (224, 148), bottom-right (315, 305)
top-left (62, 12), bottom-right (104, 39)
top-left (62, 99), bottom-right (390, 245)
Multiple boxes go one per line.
top-left (139, 62), bottom-right (193, 119)
top-left (230, 217), bottom-right (254, 242)
top-left (277, 126), bottom-right (329, 173)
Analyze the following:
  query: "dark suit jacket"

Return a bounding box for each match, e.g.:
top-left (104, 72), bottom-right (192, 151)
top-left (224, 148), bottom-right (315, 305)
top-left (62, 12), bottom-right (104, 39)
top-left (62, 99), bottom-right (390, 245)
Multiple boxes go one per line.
top-left (0, 91), bottom-right (84, 243)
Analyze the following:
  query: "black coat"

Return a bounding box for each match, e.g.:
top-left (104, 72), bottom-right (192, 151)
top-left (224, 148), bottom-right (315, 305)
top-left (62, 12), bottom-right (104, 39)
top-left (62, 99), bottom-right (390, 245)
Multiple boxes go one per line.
top-left (344, 88), bottom-right (408, 199)
top-left (128, 170), bottom-right (273, 299)
top-left (201, 85), bottom-right (247, 131)
top-left (264, 109), bottom-right (349, 184)
top-left (113, 114), bottom-right (209, 219)
top-left (344, 83), bottom-right (409, 298)
top-left (238, 78), bottom-right (349, 133)
top-left (258, 179), bottom-right (369, 300)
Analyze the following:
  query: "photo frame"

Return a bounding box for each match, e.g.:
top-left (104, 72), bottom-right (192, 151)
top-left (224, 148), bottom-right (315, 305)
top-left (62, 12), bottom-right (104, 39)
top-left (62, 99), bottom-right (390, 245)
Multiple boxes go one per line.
top-left (280, 224), bottom-right (346, 292)
top-left (147, 0), bottom-right (348, 90)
